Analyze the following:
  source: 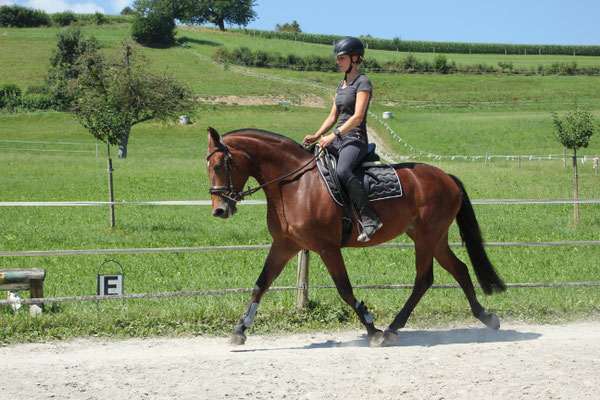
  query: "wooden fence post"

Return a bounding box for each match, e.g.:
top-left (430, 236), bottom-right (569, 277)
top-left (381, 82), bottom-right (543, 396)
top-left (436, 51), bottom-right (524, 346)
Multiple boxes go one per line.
top-left (296, 249), bottom-right (309, 309)
top-left (107, 144), bottom-right (115, 228)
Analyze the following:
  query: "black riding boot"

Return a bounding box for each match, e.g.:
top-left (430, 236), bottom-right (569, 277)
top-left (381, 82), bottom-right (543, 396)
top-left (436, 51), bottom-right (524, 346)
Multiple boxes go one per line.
top-left (346, 177), bottom-right (383, 242)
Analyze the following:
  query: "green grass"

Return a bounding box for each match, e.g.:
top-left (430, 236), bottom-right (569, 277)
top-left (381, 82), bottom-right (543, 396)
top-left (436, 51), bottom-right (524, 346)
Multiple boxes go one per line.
top-left (369, 105), bottom-right (600, 157)
top-left (180, 26), bottom-right (600, 69)
top-left (0, 25), bottom-right (599, 344)
top-left (1, 109), bottom-right (599, 345)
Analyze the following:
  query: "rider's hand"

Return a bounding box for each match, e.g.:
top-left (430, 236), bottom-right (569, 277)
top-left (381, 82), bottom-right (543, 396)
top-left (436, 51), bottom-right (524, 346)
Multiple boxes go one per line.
top-left (302, 134), bottom-right (319, 146)
top-left (318, 133), bottom-right (336, 149)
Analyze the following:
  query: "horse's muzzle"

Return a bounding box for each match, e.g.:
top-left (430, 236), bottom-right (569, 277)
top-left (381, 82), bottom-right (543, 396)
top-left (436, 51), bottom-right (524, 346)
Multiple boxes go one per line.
top-left (212, 199), bottom-right (238, 219)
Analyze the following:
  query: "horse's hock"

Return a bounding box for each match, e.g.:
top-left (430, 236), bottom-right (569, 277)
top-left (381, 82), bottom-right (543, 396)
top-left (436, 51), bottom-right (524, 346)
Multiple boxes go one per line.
top-left (0, 268), bottom-right (46, 316)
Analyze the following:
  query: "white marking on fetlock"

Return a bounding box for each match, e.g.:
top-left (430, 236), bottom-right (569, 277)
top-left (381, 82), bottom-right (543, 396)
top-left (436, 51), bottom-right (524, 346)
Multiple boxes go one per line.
top-left (355, 301), bottom-right (373, 324)
top-left (243, 302), bottom-right (259, 328)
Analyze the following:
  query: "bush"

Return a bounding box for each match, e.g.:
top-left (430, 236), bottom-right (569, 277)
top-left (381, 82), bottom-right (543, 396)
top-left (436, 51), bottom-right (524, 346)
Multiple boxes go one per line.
top-left (433, 55), bottom-right (447, 72)
top-left (214, 47), bottom-right (233, 63)
top-left (52, 11), bottom-right (78, 27)
top-left (0, 4), bottom-right (50, 27)
top-left (0, 83), bottom-right (21, 108)
top-left (92, 12), bottom-right (109, 25)
top-left (19, 93), bottom-right (56, 110)
top-left (131, 12), bottom-right (176, 46)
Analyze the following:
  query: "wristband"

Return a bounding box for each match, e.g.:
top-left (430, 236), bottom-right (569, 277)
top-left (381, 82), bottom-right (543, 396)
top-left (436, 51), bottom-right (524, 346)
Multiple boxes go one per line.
top-left (334, 129), bottom-right (341, 138)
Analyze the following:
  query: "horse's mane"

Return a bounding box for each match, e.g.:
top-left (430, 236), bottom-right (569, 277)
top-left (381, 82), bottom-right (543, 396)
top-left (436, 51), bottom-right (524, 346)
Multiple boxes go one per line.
top-left (224, 128), bottom-right (311, 155)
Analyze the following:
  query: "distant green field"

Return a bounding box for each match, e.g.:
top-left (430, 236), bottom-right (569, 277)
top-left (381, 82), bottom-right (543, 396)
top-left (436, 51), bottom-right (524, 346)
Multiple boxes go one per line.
top-left (0, 25), bottom-right (599, 344)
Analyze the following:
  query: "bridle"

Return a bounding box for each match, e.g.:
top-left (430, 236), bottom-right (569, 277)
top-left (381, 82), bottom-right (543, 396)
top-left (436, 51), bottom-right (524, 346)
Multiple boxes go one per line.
top-left (206, 139), bottom-right (322, 204)
top-left (206, 140), bottom-right (244, 203)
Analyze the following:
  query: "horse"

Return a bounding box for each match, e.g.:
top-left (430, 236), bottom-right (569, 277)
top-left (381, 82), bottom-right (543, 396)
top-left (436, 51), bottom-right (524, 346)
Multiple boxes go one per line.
top-left (205, 127), bottom-right (506, 347)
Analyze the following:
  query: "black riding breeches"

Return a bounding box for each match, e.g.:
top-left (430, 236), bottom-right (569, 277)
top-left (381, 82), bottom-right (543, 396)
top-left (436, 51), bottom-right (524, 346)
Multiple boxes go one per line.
top-left (329, 139), bottom-right (368, 186)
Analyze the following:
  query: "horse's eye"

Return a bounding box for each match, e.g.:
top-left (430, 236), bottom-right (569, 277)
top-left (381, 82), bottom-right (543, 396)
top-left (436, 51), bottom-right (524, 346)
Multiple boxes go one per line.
top-left (214, 163), bottom-right (223, 171)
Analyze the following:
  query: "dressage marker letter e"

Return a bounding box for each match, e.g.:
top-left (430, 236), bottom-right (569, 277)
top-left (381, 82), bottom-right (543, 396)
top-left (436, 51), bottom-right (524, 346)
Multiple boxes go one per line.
top-left (98, 275), bottom-right (123, 296)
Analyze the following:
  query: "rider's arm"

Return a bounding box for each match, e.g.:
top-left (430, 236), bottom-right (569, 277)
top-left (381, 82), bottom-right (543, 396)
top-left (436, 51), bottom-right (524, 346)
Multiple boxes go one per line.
top-left (314, 98), bottom-right (339, 137)
top-left (303, 98), bottom-right (339, 145)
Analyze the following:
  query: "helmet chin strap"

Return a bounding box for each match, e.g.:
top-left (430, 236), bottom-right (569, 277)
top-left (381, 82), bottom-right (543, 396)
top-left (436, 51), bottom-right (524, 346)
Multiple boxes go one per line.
top-left (344, 57), bottom-right (355, 81)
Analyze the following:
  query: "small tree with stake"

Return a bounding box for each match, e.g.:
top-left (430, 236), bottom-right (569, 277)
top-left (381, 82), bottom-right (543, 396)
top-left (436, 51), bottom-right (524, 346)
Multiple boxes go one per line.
top-left (551, 106), bottom-right (596, 224)
top-left (70, 44), bottom-right (194, 227)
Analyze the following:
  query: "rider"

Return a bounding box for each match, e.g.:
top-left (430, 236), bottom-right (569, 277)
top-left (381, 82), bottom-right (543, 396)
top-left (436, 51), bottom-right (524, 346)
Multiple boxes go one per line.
top-left (303, 36), bottom-right (382, 242)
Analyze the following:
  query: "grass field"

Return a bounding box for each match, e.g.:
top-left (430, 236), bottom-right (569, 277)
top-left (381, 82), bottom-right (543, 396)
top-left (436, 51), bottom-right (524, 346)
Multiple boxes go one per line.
top-left (0, 24), bottom-right (599, 344)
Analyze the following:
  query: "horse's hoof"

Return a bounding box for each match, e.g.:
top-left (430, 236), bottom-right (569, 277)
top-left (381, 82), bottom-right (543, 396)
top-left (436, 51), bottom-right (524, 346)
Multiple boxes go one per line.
top-left (369, 330), bottom-right (385, 347)
top-left (484, 313), bottom-right (501, 330)
top-left (382, 329), bottom-right (399, 346)
top-left (230, 331), bottom-right (247, 345)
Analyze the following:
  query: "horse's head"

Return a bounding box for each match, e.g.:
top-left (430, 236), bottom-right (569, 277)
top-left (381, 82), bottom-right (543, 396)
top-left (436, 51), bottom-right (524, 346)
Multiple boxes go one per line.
top-left (206, 127), bottom-right (249, 219)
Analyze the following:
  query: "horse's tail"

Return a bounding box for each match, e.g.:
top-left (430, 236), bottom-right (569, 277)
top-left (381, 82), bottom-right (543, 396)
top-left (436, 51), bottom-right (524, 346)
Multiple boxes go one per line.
top-left (450, 175), bottom-right (506, 294)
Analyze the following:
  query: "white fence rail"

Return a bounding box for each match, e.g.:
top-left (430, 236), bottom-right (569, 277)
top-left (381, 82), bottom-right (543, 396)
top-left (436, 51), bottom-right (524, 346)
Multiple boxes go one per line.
top-left (2, 198), bottom-right (599, 207)
top-left (1, 198), bottom-right (598, 308)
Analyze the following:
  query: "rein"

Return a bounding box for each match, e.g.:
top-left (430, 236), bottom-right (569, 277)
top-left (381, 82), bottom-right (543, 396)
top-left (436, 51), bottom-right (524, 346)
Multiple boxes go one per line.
top-left (207, 140), bottom-right (322, 203)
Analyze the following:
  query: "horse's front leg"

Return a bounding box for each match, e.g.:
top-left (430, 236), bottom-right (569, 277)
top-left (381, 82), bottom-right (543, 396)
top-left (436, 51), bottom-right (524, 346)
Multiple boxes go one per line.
top-left (230, 239), bottom-right (301, 345)
top-left (319, 249), bottom-right (384, 347)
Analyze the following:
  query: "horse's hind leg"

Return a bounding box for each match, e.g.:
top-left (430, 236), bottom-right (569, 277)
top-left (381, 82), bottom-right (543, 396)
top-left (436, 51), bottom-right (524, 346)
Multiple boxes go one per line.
top-left (383, 242), bottom-right (436, 344)
top-left (230, 238), bottom-right (301, 345)
top-left (433, 239), bottom-right (500, 330)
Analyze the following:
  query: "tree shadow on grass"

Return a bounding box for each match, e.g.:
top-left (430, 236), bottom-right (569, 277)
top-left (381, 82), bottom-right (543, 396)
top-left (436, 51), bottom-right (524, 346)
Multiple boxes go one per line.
top-left (178, 36), bottom-right (221, 47)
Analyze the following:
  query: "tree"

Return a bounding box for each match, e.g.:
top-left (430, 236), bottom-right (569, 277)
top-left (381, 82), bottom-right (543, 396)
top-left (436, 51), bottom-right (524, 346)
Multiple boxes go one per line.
top-left (551, 106), bottom-right (597, 223)
top-left (120, 6), bottom-right (136, 15)
top-left (179, 0), bottom-right (257, 31)
top-left (132, 0), bottom-right (257, 31)
top-left (132, 0), bottom-right (191, 20)
top-left (131, 11), bottom-right (176, 46)
top-left (70, 45), bottom-right (194, 227)
top-left (70, 45), bottom-right (195, 159)
top-left (45, 28), bottom-right (99, 110)
top-left (275, 20), bottom-right (301, 32)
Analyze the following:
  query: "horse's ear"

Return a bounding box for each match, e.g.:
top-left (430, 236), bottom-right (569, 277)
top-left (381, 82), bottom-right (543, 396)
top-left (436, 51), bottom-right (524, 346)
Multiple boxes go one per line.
top-left (207, 127), bottom-right (220, 145)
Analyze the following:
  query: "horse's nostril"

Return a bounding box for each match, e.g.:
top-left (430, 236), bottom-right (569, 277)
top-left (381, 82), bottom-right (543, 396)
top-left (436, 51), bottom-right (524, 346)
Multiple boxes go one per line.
top-left (213, 208), bottom-right (225, 217)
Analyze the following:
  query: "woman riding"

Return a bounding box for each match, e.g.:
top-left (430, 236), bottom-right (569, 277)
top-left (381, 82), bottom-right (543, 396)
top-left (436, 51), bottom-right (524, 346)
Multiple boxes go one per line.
top-left (303, 36), bottom-right (382, 242)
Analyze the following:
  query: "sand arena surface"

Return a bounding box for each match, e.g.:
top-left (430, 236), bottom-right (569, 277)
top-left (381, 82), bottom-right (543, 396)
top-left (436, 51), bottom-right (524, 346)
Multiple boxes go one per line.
top-left (1, 321), bottom-right (598, 399)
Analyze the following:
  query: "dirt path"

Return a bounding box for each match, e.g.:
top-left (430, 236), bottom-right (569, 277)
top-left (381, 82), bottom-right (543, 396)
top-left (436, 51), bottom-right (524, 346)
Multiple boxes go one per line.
top-left (198, 94), bottom-right (326, 108)
top-left (1, 322), bottom-right (598, 399)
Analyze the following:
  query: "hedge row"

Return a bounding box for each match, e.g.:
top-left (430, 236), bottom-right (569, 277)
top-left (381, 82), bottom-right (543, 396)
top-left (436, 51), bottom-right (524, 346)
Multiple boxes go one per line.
top-left (0, 83), bottom-right (58, 111)
top-left (234, 29), bottom-right (600, 57)
top-left (214, 47), bottom-right (600, 76)
top-left (0, 5), bottom-right (132, 28)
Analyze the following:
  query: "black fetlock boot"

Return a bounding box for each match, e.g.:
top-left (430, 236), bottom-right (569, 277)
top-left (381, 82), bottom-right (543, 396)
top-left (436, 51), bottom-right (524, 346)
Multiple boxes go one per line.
top-left (346, 177), bottom-right (383, 242)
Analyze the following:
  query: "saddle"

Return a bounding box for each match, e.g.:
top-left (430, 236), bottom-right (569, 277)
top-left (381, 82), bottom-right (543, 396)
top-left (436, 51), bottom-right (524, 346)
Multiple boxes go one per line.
top-left (315, 144), bottom-right (403, 247)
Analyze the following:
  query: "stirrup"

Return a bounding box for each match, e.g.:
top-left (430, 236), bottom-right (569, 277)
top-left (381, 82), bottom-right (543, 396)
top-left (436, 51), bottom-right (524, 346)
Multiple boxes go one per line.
top-left (357, 221), bottom-right (383, 242)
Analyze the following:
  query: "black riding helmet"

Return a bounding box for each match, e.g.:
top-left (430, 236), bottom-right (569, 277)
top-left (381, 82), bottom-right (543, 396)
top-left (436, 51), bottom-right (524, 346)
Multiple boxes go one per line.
top-left (331, 36), bottom-right (365, 76)
top-left (331, 36), bottom-right (365, 57)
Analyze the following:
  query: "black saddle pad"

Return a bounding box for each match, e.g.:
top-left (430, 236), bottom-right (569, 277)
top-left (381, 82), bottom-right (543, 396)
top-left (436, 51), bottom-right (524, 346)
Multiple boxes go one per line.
top-left (316, 148), bottom-right (403, 206)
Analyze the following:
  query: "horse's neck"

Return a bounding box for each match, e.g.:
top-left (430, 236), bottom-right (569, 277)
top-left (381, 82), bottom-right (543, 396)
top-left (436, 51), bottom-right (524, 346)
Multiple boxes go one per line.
top-left (230, 135), bottom-right (311, 185)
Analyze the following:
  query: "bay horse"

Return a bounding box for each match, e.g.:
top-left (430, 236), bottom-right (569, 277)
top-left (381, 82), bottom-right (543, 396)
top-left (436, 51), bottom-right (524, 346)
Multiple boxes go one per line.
top-left (205, 127), bottom-right (506, 347)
